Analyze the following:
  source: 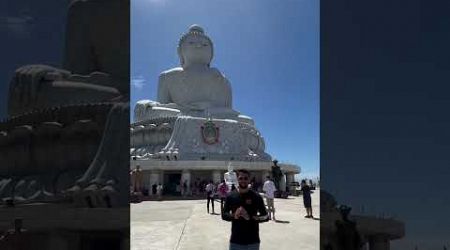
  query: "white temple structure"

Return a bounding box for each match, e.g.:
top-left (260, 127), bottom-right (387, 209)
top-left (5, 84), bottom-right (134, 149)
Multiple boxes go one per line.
top-left (130, 25), bottom-right (300, 195)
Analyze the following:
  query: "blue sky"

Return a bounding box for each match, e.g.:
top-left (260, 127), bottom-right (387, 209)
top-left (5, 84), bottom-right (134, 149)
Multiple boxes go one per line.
top-left (131, 0), bottom-right (319, 179)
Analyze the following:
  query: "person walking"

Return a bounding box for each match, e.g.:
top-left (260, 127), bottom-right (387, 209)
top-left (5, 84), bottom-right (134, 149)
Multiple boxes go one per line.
top-left (262, 176), bottom-right (276, 221)
top-left (218, 179), bottom-right (229, 213)
top-left (222, 169), bottom-right (269, 250)
top-left (205, 180), bottom-right (215, 214)
top-left (301, 180), bottom-right (313, 218)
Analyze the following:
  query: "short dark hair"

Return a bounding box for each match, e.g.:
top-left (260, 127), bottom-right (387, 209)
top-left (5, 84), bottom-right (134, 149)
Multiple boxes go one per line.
top-left (237, 169), bottom-right (250, 177)
top-left (266, 176), bottom-right (271, 179)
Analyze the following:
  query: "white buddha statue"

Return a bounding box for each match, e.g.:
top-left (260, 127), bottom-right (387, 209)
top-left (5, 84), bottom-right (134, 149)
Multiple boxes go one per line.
top-left (224, 162), bottom-right (238, 189)
top-left (134, 25), bottom-right (253, 124)
top-left (132, 25), bottom-right (272, 162)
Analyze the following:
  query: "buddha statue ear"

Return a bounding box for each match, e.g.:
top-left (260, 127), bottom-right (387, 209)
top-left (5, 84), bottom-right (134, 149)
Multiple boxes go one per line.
top-left (177, 46), bottom-right (185, 67)
top-left (207, 39), bottom-right (214, 67)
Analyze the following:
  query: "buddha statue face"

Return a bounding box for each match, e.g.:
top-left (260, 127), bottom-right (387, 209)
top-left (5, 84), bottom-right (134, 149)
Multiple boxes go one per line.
top-left (178, 25), bottom-right (213, 68)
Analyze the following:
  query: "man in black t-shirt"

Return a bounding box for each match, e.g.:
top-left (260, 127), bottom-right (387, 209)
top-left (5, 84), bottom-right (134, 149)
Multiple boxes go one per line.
top-left (301, 180), bottom-right (313, 218)
top-left (152, 183), bottom-right (157, 196)
top-left (222, 169), bottom-right (268, 250)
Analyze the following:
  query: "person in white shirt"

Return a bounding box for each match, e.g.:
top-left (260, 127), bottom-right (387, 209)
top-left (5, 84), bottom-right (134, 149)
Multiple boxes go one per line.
top-left (205, 180), bottom-right (216, 214)
top-left (156, 183), bottom-right (163, 200)
top-left (263, 176), bottom-right (276, 220)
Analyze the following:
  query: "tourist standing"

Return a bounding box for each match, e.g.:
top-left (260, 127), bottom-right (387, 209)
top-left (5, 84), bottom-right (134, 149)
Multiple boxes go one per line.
top-left (263, 176), bottom-right (276, 221)
top-left (157, 183), bottom-right (163, 200)
top-left (201, 180), bottom-right (207, 194)
top-left (218, 180), bottom-right (229, 213)
top-left (205, 180), bottom-right (215, 214)
top-left (131, 165), bottom-right (143, 194)
top-left (180, 180), bottom-right (184, 196)
top-left (222, 169), bottom-right (268, 250)
top-left (130, 170), bottom-right (134, 194)
top-left (193, 179), bottom-right (198, 196)
top-left (301, 180), bottom-right (313, 218)
top-left (152, 183), bottom-right (157, 196)
top-left (250, 177), bottom-right (256, 192)
top-left (182, 180), bottom-right (188, 197)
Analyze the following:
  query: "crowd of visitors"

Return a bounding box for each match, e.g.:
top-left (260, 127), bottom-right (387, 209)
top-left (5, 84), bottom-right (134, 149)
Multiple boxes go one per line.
top-left (129, 166), bottom-right (315, 221)
top-left (131, 177), bottom-right (265, 198)
top-left (129, 166), bottom-right (316, 250)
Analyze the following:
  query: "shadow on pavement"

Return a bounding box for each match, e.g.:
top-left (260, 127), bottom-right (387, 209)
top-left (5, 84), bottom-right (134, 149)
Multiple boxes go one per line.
top-left (274, 220), bottom-right (290, 224)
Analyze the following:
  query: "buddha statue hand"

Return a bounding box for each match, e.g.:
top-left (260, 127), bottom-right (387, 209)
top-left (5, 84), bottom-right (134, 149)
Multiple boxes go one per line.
top-left (9, 65), bottom-right (70, 116)
top-left (14, 64), bottom-right (71, 82)
top-left (134, 100), bottom-right (181, 122)
top-left (155, 102), bottom-right (180, 110)
top-left (9, 65), bottom-right (122, 116)
top-left (185, 101), bottom-right (211, 111)
top-left (67, 71), bottom-right (113, 86)
top-left (177, 103), bottom-right (240, 119)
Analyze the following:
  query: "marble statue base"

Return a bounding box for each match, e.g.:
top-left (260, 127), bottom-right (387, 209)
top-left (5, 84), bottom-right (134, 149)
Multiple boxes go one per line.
top-left (130, 159), bottom-right (300, 195)
top-left (132, 116), bottom-right (271, 162)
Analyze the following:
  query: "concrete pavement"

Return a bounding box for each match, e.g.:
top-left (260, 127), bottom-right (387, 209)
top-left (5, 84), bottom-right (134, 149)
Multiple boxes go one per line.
top-left (131, 190), bottom-right (320, 250)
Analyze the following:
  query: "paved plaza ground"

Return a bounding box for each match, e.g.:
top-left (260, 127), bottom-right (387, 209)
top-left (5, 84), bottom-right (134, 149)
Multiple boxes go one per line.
top-left (131, 190), bottom-right (320, 250)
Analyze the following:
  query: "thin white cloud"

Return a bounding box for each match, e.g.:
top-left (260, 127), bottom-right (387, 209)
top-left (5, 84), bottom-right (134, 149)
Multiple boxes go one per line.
top-left (131, 75), bottom-right (146, 89)
top-left (0, 15), bottom-right (34, 37)
top-left (296, 172), bottom-right (320, 181)
top-left (135, 0), bottom-right (167, 5)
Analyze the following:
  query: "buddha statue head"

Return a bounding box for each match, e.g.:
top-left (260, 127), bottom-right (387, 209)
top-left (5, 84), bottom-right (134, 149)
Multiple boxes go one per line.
top-left (177, 24), bottom-right (214, 68)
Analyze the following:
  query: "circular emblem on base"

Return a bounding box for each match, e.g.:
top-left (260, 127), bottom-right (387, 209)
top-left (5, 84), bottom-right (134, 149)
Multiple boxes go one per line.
top-left (201, 119), bottom-right (219, 144)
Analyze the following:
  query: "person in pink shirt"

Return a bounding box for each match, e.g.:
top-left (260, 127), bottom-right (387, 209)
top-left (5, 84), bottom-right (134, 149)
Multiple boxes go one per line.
top-left (218, 179), bottom-right (229, 213)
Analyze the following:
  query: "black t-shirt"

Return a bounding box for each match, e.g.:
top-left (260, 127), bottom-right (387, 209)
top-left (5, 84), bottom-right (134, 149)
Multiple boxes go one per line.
top-left (222, 190), bottom-right (268, 245)
top-left (301, 185), bottom-right (311, 199)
